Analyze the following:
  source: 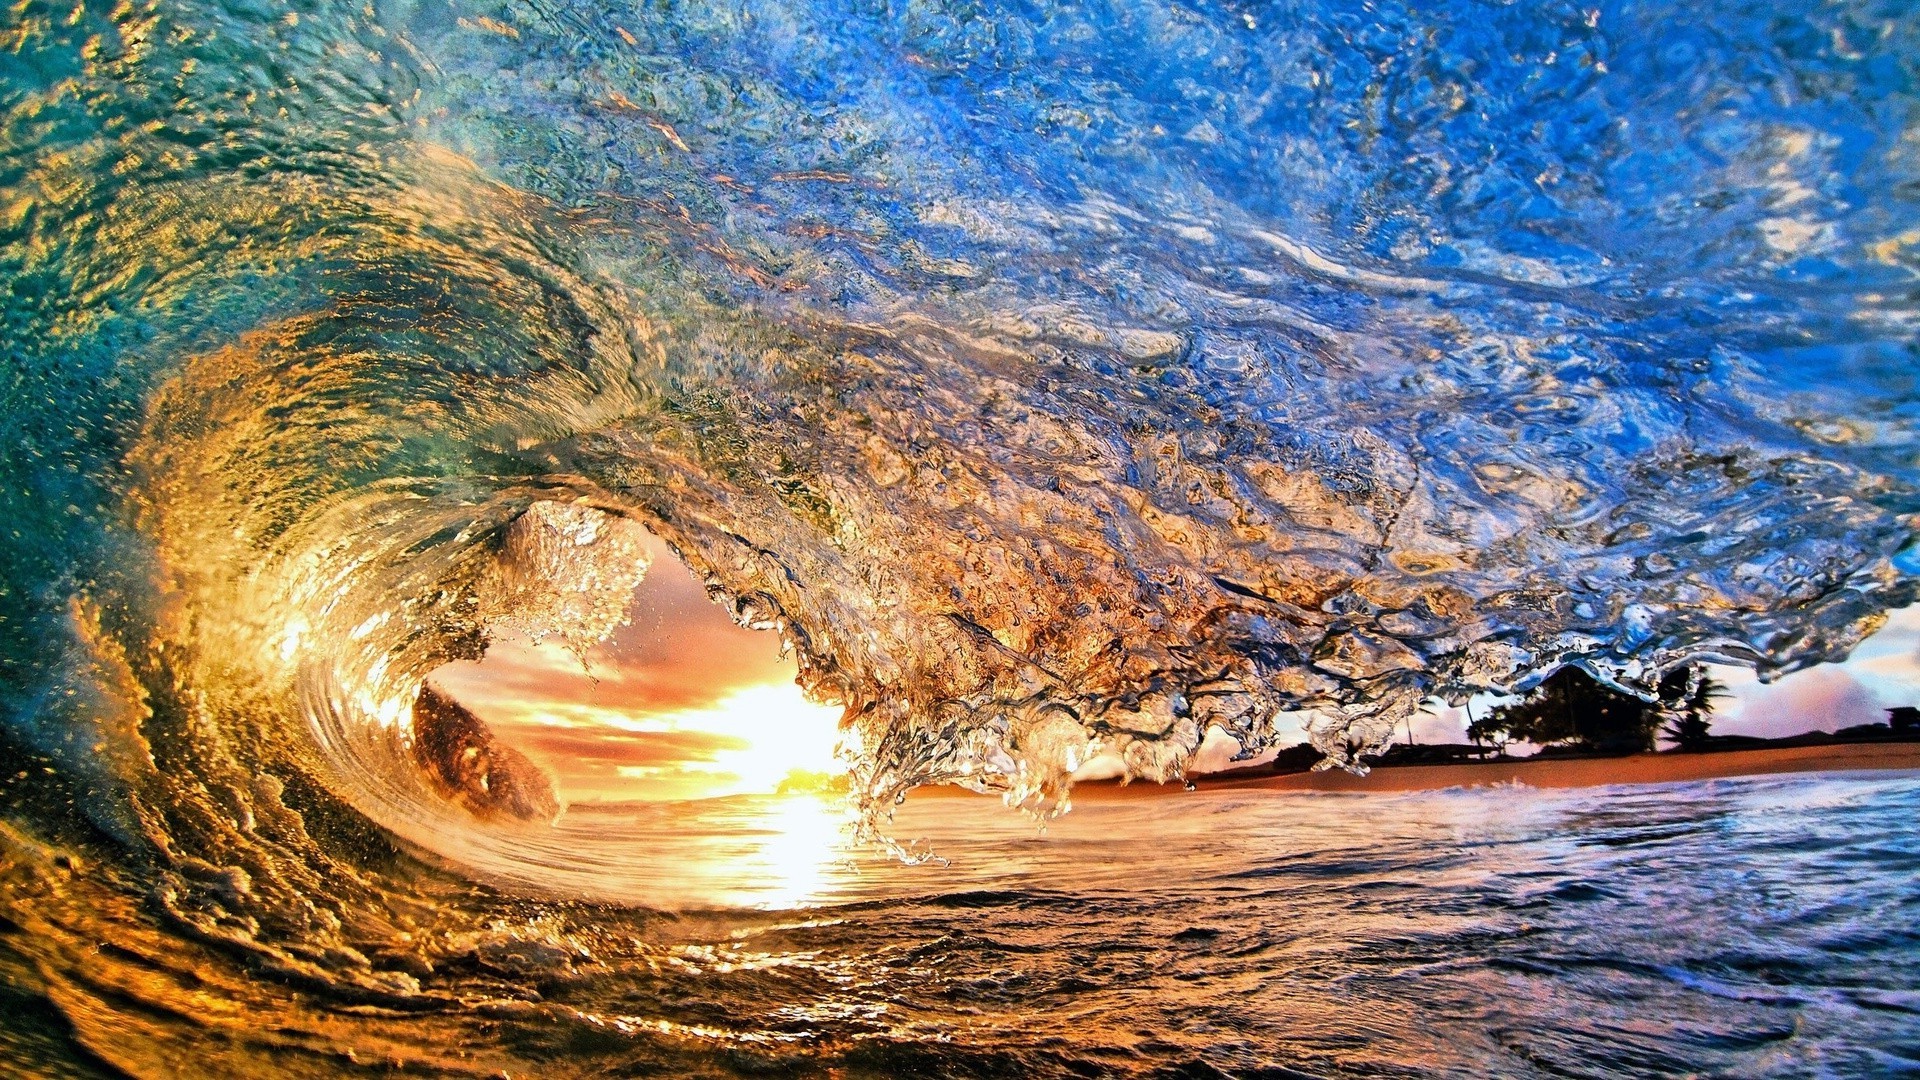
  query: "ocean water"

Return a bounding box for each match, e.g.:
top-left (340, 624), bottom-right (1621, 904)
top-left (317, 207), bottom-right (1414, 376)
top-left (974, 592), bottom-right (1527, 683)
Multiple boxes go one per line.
top-left (2, 0), bottom-right (1919, 1075)
top-left (4, 772), bottom-right (1919, 1076)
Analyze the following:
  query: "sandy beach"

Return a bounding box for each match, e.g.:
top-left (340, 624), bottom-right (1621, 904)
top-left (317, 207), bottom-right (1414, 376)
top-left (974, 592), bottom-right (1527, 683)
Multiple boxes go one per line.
top-left (1058, 741), bottom-right (1920, 800)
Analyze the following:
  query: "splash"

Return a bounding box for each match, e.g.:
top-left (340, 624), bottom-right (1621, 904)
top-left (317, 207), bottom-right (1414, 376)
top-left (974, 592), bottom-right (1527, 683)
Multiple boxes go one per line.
top-left (0, 0), bottom-right (1915, 952)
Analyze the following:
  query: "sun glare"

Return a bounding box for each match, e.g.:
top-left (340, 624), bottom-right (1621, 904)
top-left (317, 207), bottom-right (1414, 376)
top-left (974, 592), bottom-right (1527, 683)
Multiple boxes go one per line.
top-left (618, 681), bottom-right (848, 797)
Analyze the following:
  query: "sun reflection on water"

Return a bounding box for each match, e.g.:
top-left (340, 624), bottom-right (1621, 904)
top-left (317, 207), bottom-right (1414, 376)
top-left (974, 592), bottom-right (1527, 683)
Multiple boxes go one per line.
top-left (723, 793), bottom-right (855, 909)
top-left (513, 792), bottom-right (866, 910)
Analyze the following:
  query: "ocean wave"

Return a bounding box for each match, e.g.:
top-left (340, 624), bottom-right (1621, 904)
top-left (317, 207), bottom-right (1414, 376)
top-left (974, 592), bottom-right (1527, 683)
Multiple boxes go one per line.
top-left (0, 0), bottom-right (1915, 1011)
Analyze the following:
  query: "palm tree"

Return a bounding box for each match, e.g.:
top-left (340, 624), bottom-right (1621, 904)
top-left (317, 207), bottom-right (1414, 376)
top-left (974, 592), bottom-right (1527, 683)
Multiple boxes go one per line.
top-left (1465, 699), bottom-right (1510, 757)
top-left (1660, 668), bottom-right (1726, 752)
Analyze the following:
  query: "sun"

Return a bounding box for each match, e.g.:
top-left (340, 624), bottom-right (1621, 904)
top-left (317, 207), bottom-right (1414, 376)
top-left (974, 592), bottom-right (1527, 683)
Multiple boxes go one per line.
top-left (649, 681), bottom-right (848, 797)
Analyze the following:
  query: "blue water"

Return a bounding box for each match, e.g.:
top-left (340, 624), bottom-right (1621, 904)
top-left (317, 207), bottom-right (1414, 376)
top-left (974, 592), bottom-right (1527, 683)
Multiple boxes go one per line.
top-left (2, 0), bottom-right (1918, 1075)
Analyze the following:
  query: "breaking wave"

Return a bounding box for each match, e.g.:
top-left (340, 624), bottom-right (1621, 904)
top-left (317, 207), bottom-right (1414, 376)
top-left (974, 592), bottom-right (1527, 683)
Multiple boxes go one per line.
top-left (0, 0), bottom-right (1916, 1053)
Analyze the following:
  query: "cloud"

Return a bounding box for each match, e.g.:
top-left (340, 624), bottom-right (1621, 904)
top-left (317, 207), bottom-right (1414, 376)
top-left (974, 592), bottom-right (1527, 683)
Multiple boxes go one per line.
top-left (504, 724), bottom-right (748, 768)
top-left (1721, 665), bottom-right (1887, 739)
top-left (435, 528), bottom-right (793, 715)
top-left (1407, 703), bottom-right (1471, 745)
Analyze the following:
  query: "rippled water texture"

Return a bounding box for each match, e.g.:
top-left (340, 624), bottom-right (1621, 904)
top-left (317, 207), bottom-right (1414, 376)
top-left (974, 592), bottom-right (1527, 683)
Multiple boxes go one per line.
top-left (2, 0), bottom-right (1919, 1075)
top-left (5, 774), bottom-right (1920, 1076)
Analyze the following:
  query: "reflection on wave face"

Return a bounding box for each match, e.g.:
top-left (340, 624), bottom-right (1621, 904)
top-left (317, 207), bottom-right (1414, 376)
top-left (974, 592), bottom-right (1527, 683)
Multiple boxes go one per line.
top-left (0, 0), bottom-right (1917, 1075)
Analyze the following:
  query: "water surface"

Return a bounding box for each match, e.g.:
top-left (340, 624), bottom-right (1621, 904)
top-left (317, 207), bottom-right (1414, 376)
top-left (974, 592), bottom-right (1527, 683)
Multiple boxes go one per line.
top-left (6, 772), bottom-right (1917, 1076)
top-left (2, 0), bottom-right (1918, 1075)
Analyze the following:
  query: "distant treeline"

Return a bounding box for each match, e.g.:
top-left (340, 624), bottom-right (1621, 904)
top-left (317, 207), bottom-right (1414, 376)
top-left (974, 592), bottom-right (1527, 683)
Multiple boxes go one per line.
top-left (1465, 666), bottom-right (1724, 756)
top-left (1269, 668), bottom-right (1920, 772)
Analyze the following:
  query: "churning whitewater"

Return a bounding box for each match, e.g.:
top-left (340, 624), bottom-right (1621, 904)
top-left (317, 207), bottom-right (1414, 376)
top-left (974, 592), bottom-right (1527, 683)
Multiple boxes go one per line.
top-left (0, 0), bottom-right (1917, 1075)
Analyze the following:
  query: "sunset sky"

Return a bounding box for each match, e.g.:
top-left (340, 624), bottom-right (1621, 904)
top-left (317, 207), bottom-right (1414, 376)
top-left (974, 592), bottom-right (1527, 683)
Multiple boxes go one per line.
top-left (437, 529), bottom-right (1920, 803)
top-left (431, 531), bottom-right (842, 803)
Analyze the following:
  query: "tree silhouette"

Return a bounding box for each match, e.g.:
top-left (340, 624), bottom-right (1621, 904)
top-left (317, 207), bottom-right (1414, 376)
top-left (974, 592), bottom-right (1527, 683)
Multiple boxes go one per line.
top-left (1471, 666), bottom-right (1688, 755)
top-left (1465, 664), bottom-right (1732, 756)
top-left (1658, 667), bottom-right (1726, 752)
top-left (1464, 700), bottom-right (1511, 756)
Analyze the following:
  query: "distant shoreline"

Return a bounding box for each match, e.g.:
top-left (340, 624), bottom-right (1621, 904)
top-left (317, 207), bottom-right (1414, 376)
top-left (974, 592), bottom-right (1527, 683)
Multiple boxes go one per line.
top-left (1064, 740), bottom-right (1920, 799)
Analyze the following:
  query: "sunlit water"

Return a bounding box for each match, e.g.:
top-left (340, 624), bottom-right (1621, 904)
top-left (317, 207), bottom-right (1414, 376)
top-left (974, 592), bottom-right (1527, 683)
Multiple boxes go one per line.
top-left (3, 0), bottom-right (1920, 1075)
top-left (4, 772), bottom-right (1916, 1077)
